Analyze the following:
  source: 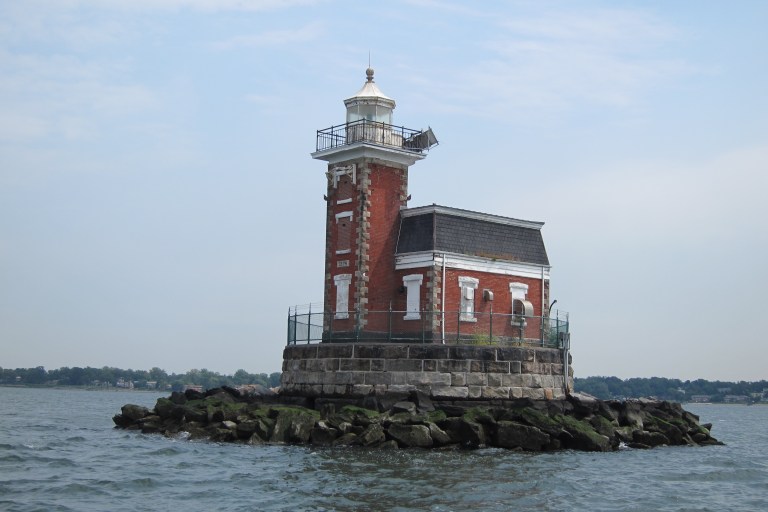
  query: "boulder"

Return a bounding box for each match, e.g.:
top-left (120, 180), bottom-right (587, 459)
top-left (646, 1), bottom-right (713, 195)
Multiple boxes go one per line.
top-left (557, 415), bottom-right (613, 452)
top-left (391, 401), bottom-right (417, 415)
top-left (411, 390), bottom-right (435, 413)
top-left (494, 421), bottom-right (550, 451)
top-left (439, 417), bottom-right (486, 448)
top-left (427, 422), bottom-right (452, 447)
top-left (184, 389), bottom-right (204, 401)
top-left (310, 422), bottom-right (340, 446)
top-left (169, 391), bottom-right (187, 405)
top-left (121, 404), bottom-right (149, 421)
top-left (387, 423), bottom-right (433, 448)
top-left (113, 391), bottom-right (722, 453)
top-left (268, 407), bottom-right (318, 444)
top-left (633, 430), bottom-right (669, 447)
top-left (358, 424), bottom-right (386, 447)
top-left (332, 433), bottom-right (359, 446)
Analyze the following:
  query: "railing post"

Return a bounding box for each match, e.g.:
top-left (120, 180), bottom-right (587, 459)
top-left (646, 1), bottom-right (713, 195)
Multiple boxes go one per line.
top-left (307, 303), bottom-right (312, 344)
top-left (355, 308), bottom-right (360, 342)
top-left (328, 309), bottom-right (334, 343)
top-left (293, 307), bottom-right (298, 345)
top-left (421, 310), bottom-right (425, 344)
top-left (287, 307), bottom-right (291, 346)
top-left (388, 303), bottom-right (392, 343)
top-left (489, 304), bottom-right (493, 344)
top-left (457, 311), bottom-right (461, 344)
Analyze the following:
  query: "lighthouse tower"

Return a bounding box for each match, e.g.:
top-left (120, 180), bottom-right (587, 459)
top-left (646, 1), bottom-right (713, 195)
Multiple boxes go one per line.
top-left (311, 68), bottom-right (437, 338)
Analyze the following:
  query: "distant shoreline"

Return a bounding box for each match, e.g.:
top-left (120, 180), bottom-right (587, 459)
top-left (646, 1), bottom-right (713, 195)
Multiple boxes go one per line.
top-left (0, 384), bottom-right (164, 393)
top-left (2, 383), bottom-right (765, 404)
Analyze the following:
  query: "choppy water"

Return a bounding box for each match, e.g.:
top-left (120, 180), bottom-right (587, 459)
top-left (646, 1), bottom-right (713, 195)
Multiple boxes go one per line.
top-left (1, 387), bottom-right (766, 511)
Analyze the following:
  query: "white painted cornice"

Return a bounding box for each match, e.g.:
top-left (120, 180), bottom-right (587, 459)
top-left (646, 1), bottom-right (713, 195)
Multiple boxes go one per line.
top-left (395, 251), bottom-right (551, 280)
top-left (311, 142), bottom-right (424, 166)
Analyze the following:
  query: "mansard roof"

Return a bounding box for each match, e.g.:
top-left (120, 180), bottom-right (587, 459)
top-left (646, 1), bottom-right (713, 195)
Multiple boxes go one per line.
top-left (396, 205), bottom-right (550, 266)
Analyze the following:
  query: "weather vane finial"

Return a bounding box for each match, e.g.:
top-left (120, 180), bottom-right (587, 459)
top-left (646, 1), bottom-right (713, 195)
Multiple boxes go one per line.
top-left (366, 52), bottom-right (374, 83)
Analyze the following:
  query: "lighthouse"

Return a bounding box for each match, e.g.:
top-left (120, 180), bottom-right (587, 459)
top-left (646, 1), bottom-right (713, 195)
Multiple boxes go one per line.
top-left (282, 68), bottom-right (571, 400)
top-left (311, 68), bottom-right (437, 339)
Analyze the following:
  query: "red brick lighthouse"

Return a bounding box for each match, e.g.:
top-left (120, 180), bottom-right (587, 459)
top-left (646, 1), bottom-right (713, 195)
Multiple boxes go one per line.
top-left (282, 68), bottom-right (572, 399)
top-left (311, 67), bottom-right (438, 340)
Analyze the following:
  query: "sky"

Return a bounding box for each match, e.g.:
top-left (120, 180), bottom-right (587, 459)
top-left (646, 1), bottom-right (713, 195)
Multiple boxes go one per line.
top-left (1, 0), bottom-right (766, 381)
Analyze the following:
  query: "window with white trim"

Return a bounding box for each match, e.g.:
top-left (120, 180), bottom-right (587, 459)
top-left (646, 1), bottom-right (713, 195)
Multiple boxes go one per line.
top-left (402, 274), bottom-right (423, 320)
top-left (334, 274), bottom-right (352, 319)
top-left (458, 276), bottom-right (479, 322)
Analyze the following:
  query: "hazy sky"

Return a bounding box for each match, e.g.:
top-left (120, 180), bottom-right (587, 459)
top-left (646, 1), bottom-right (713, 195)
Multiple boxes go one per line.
top-left (1, 1), bottom-right (766, 381)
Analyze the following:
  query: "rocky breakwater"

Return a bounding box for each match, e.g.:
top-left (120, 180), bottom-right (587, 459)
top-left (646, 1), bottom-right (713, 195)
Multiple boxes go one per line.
top-left (113, 388), bottom-right (722, 451)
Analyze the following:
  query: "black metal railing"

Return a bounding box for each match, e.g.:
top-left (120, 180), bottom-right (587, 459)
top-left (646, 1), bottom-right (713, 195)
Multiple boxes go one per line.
top-left (287, 305), bottom-right (570, 348)
top-left (315, 120), bottom-right (435, 153)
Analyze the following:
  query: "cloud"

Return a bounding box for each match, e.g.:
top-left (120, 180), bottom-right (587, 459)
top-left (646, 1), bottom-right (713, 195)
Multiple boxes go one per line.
top-left (0, 50), bottom-right (157, 144)
top-left (558, 144), bottom-right (768, 243)
top-left (11, 0), bottom-right (320, 13)
top-left (212, 22), bottom-right (325, 50)
top-left (404, 7), bottom-right (695, 118)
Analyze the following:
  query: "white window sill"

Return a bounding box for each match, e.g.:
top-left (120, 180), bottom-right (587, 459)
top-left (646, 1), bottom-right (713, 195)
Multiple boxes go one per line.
top-left (460, 316), bottom-right (477, 323)
top-left (403, 313), bottom-right (421, 321)
top-left (334, 313), bottom-right (349, 320)
top-left (335, 249), bottom-right (351, 255)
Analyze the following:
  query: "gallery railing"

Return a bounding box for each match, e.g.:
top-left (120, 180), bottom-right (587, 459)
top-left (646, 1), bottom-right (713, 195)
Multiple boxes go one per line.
top-left (315, 119), bottom-right (437, 153)
top-left (287, 305), bottom-right (569, 348)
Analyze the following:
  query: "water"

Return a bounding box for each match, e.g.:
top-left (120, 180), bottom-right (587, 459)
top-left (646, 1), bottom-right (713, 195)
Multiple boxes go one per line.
top-left (1, 387), bottom-right (766, 511)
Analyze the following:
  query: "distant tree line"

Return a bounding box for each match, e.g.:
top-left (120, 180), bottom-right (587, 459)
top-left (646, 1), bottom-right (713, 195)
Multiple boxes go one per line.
top-left (574, 376), bottom-right (768, 403)
top-left (0, 366), bottom-right (281, 392)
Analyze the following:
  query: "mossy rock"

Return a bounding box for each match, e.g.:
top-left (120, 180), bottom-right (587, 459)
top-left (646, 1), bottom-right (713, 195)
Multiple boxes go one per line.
top-left (336, 405), bottom-right (380, 426)
top-left (462, 407), bottom-right (495, 425)
top-left (555, 414), bottom-right (613, 452)
top-left (644, 415), bottom-right (684, 444)
top-left (154, 398), bottom-right (176, 419)
top-left (387, 411), bottom-right (415, 424)
top-left (268, 405), bottom-right (320, 419)
top-left (519, 408), bottom-right (563, 436)
top-left (589, 415), bottom-right (618, 438)
top-left (268, 407), bottom-right (319, 443)
top-left (425, 410), bottom-right (447, 423)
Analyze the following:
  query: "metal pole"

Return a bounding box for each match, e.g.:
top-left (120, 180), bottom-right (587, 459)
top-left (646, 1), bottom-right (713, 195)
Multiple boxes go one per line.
top-left (287, 307), bottom-right (291, 346)
top-left (355, 308), bottom-right (360, 342)
top-left (328, 309), bottom-right (334, 343)
top-left (388, 302), bottom-right (392, 343)
top-left (307, 303), bottom-right (312, 344)
top-left (489, 303), bottom-right (493, 344)
top-left (441, 254), bottom-right (446, 344)
top-left (293, 307), bottom-right (298, 345)
top-left (540, 267), bottom-right (545, 345)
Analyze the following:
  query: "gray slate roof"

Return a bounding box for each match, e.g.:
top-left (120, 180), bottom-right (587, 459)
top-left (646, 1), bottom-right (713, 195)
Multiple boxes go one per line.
top-left (396, 205), bottom-right (549, 266)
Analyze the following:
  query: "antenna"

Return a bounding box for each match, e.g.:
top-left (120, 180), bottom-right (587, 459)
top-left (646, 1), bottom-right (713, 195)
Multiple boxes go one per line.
top-left (368, 51), bottom-right (371, 68)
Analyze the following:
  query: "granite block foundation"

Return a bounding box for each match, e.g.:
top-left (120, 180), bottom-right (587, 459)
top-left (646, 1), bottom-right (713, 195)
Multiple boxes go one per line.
top-left (281, 344), bottom-right (573, 400)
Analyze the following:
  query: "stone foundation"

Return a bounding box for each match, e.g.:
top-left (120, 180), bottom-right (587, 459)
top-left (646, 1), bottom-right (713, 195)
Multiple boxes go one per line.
top-left (281, 343), bottom-right (573, 400)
